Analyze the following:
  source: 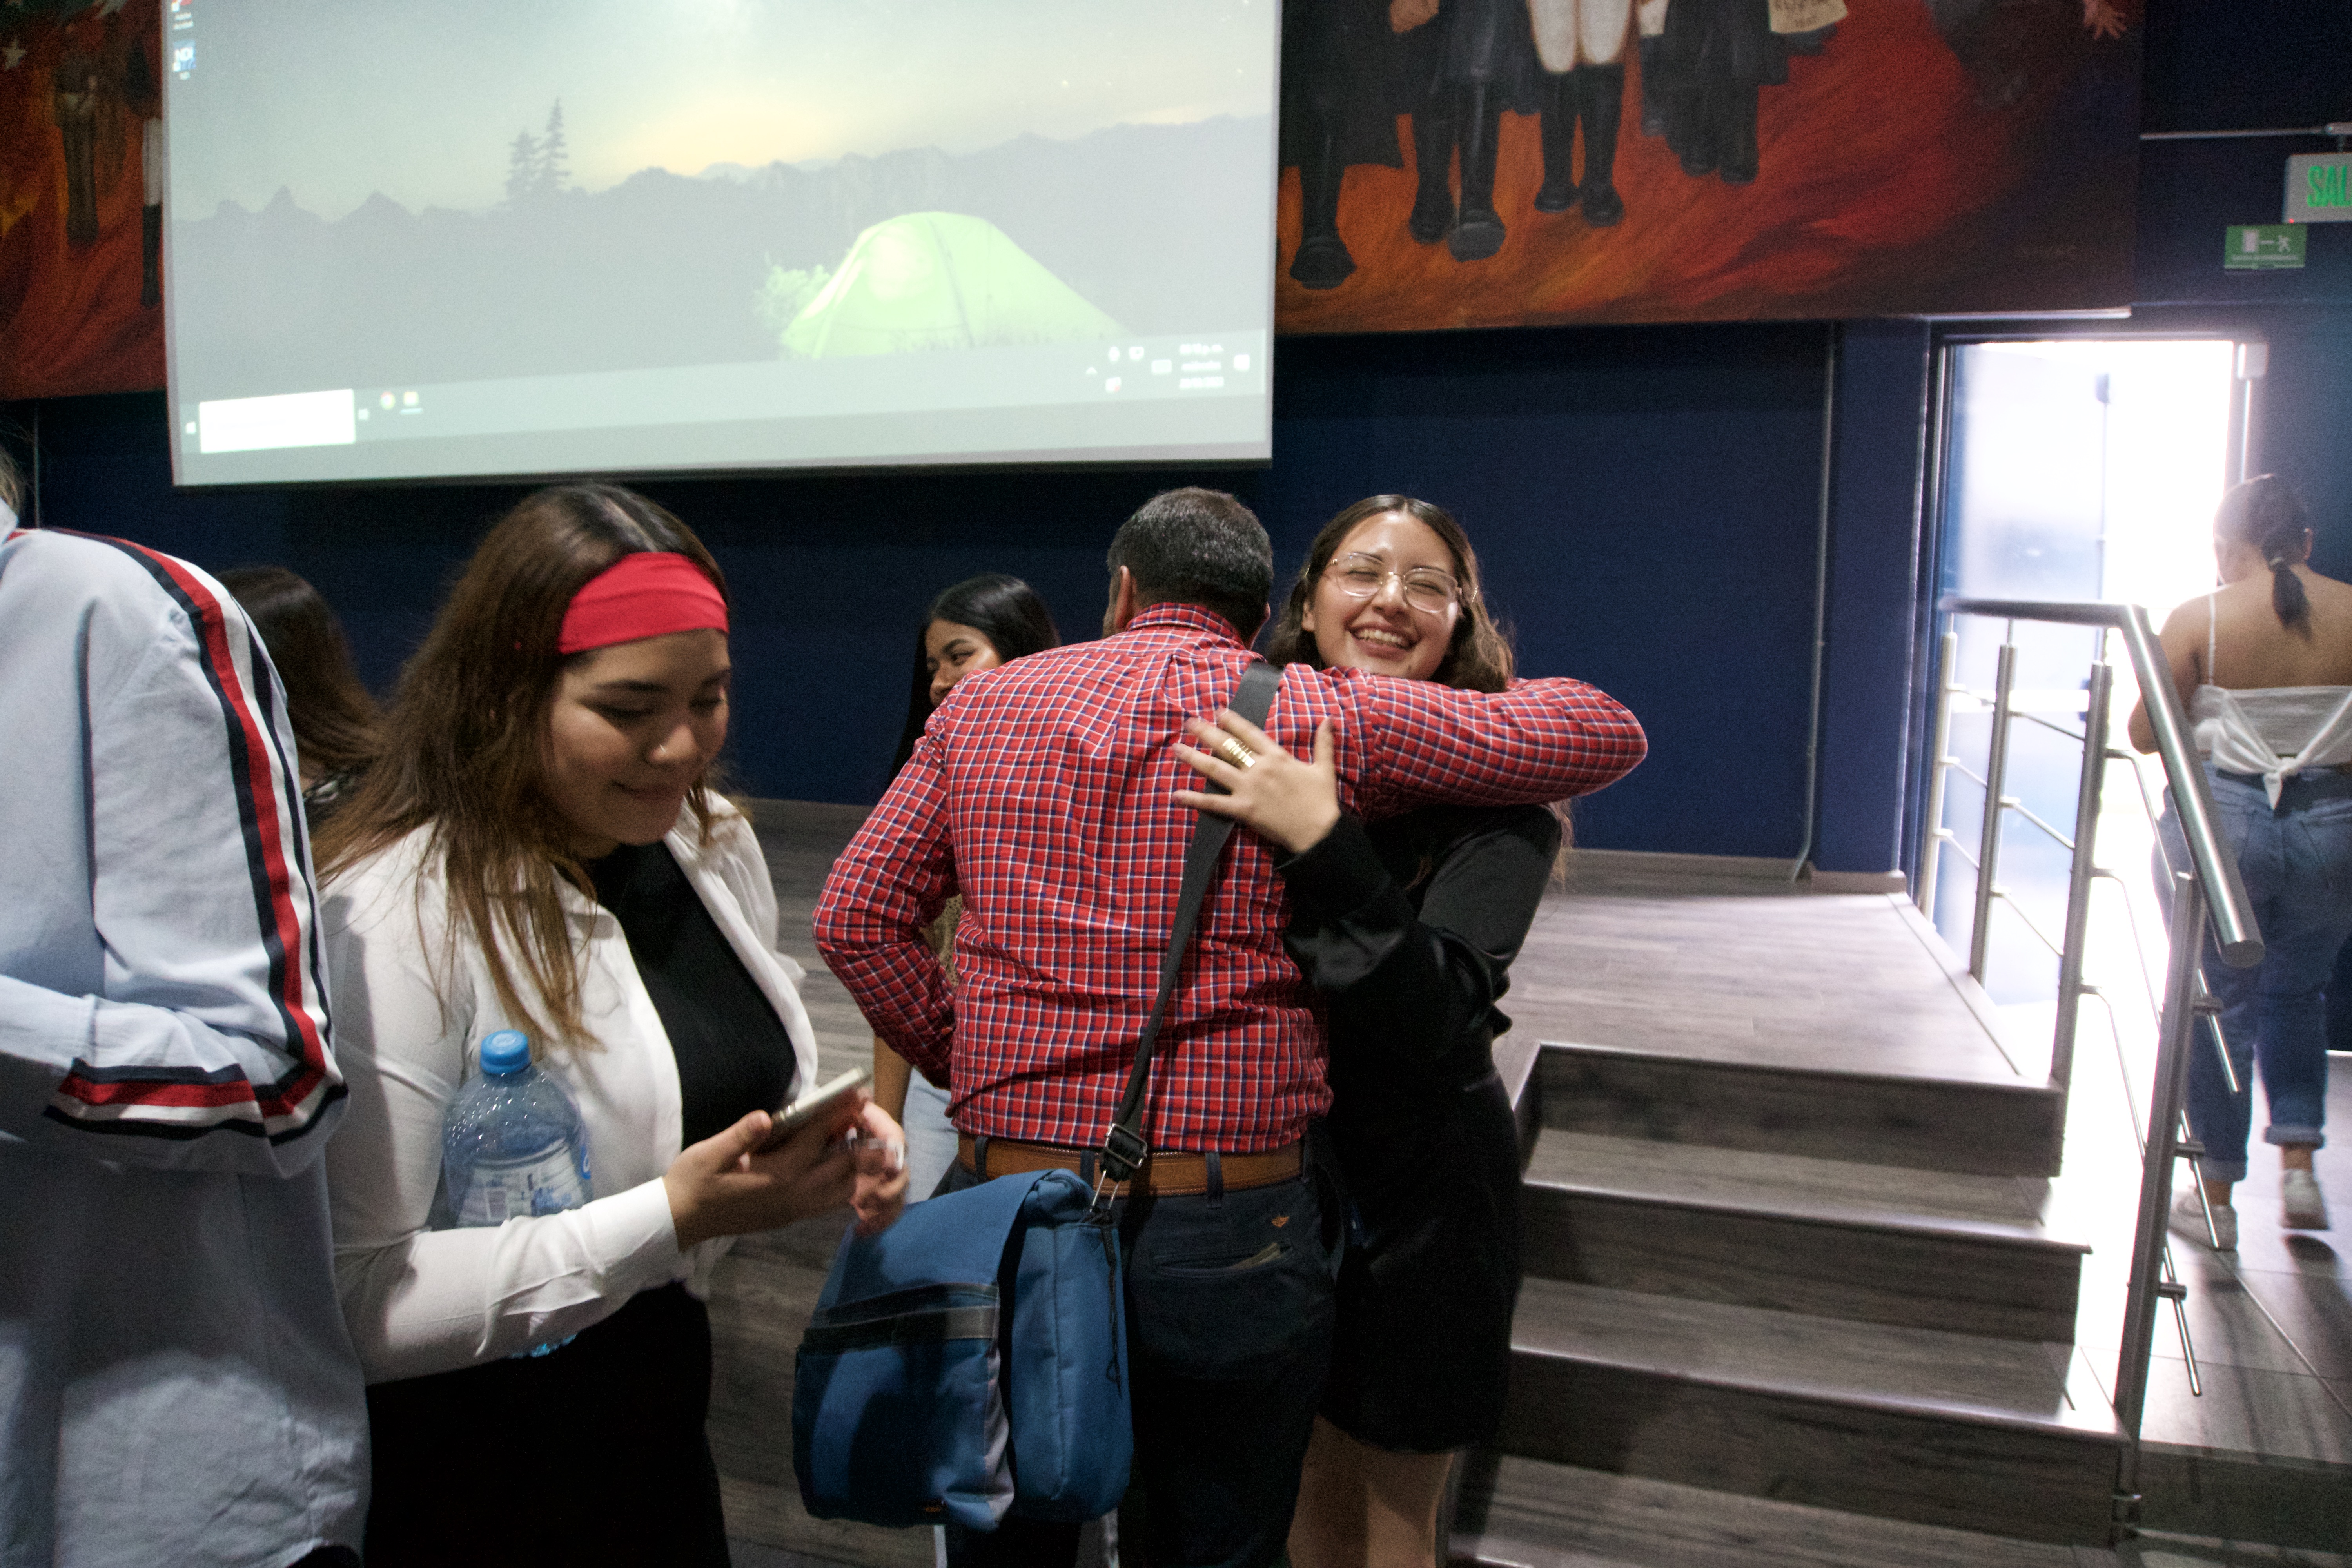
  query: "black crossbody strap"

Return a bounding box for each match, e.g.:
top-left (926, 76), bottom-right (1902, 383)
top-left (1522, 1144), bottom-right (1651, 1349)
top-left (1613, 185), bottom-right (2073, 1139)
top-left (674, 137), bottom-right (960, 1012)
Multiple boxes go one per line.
top-left (1094, 659), bottom-right (1284, 1201)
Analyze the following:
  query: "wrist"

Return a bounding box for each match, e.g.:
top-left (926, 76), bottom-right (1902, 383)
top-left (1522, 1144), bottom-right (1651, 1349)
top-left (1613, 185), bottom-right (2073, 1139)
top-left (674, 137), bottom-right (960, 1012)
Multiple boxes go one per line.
top-left (1282, 800), bottom-right (1342, 855)
top-left (663, 1170), bottom-right (711, 1250)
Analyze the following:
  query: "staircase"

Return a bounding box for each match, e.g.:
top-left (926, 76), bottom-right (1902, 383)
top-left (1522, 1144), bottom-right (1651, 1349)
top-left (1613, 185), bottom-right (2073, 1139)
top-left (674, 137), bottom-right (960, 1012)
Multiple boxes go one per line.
top-left (1451, 862), bottom-right (2130, 1562)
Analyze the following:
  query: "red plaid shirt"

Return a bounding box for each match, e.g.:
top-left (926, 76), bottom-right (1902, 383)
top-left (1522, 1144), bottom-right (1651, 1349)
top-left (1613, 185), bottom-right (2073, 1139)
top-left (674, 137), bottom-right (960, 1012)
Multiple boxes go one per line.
top-left (814, 603), bottom-right (1645, 1153)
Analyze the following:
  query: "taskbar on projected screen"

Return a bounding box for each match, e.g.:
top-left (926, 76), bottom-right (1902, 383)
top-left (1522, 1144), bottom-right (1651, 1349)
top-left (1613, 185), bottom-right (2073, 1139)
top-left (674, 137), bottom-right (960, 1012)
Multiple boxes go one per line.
top-left (170, 331), bottom-right (1271, 485)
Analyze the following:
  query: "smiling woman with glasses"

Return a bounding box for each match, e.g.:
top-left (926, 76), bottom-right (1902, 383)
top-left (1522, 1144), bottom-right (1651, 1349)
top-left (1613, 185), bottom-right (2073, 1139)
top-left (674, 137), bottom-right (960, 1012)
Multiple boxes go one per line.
top-left (1220, 494), bottom-right (1569, 1568)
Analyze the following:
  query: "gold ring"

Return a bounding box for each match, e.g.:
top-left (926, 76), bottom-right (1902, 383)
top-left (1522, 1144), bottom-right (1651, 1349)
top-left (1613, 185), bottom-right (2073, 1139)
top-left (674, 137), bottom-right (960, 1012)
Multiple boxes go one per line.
top-left (1215, 737), bottom-right (1259, 770)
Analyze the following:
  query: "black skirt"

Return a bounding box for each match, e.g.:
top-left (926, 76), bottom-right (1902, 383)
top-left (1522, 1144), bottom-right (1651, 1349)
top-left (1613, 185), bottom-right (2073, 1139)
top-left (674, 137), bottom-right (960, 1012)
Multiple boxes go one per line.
top-left (363, 1283), bottom-right (731, 1568)
top-left (1319, 1069), bottom-right (1521, 1454)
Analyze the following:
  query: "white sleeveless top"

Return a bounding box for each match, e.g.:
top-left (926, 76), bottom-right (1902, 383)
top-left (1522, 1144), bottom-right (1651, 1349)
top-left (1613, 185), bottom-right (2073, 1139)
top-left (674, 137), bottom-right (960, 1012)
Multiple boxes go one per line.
top-left (2190, 592), bottom-right (2352, 804)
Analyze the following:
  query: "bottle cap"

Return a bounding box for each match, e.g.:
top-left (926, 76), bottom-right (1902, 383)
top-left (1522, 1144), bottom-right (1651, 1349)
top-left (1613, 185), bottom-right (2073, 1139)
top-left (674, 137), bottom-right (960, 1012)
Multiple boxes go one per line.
top-left (479, 1029), bottom-right (532, 1076)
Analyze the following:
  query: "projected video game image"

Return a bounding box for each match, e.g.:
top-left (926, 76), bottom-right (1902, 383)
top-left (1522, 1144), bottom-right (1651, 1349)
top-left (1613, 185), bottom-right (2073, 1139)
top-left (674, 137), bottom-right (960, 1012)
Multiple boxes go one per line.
top-left (162, 0), bottom-right (1278, 484)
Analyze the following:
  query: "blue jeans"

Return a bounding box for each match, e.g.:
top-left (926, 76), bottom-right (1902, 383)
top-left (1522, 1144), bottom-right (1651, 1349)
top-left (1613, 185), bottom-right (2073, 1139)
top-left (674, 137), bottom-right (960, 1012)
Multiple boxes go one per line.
top-left (938, 1155), bottom-right (1337, 1568)
top-left (2159, 766), bottom-right (2352, 1182)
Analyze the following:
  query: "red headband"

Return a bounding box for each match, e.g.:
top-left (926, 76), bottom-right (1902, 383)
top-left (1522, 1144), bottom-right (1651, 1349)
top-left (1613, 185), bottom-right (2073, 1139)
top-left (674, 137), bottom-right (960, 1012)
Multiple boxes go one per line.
top-left (557, 552), bottom-right (729, 655)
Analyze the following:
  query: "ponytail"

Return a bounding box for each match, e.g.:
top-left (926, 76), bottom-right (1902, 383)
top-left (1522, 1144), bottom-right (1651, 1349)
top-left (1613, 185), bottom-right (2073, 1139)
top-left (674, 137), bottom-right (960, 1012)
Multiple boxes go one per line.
top-left (2266, 543), bottom-right (2312, 635)
top-left (2217, 474), bottom-right (2313, 635)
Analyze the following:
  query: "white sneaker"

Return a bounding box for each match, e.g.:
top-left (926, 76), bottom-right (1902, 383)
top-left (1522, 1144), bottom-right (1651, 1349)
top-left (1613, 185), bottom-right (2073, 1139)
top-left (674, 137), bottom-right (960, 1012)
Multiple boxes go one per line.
top-left (2172, 1190), bottom-right (2237, 1250)
top-left (2282, 1169), bottom-right (2330, 1230)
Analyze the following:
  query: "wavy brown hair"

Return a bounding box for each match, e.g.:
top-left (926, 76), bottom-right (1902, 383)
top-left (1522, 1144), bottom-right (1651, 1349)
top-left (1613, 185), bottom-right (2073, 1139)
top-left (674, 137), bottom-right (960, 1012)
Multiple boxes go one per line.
top-left (316, 483), bottom-right (728, 1047)
top-left (218, 566), bottom-right (385, 780)
top-left (1265, 494), bottom-right (1514, 692)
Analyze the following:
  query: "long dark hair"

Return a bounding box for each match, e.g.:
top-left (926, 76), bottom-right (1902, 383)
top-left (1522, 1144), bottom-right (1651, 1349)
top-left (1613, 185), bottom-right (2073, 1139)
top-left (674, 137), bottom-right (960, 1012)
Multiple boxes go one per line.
top-left (317, 483), bottom-right (728, 1047)
top-left (218, 566), bottom-right (385, 780)
top-left (889, 574), bottom-right (1061, 777)
top-left (1265, 495), bottom-right (1515, 692)
top-left (2216, 474), bottom-right (2314, 635)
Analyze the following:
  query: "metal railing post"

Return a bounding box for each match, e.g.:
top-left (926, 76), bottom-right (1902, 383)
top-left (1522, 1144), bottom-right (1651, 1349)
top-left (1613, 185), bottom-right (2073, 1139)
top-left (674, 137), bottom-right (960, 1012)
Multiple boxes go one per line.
top-left (1940, 597), bottom-right (2260, 967)
top-left (2048, 661), bottom-right (2112, 1128)
top-left (1968, 640), bottom-right (2018, 983)
top-left (2111, 870), bottom-right (2206, 1539)
top-left (1916, 630), bottom-right (1960, 916)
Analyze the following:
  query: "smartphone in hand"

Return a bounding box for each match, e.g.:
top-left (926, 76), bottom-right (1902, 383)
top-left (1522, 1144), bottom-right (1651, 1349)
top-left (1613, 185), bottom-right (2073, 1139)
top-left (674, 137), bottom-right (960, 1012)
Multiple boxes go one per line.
top-left (756, 1067), bottom-right (871, 1154)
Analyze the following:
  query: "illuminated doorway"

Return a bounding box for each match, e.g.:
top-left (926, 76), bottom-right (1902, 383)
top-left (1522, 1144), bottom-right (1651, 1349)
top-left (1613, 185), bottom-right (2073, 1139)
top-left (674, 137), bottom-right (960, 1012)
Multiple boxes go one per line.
top-left (1924, 336), bottom-right (2244, 1011)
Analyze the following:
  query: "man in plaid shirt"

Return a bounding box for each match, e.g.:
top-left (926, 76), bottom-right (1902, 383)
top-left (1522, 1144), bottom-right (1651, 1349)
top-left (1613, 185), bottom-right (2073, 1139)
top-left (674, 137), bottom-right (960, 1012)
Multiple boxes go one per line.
top-left (816, 489), bottom-right (1642, 1567)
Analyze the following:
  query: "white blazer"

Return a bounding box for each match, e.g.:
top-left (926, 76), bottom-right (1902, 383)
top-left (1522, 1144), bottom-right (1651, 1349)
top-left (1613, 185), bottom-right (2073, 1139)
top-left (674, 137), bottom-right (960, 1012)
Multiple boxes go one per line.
top-left (321, 799), bottom-right (820, 1384)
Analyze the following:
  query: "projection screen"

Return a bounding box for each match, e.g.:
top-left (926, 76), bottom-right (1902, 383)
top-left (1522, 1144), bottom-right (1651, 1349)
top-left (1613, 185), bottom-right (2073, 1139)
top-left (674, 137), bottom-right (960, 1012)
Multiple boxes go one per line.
top-left (161, 0), bottom-right (1278, 485)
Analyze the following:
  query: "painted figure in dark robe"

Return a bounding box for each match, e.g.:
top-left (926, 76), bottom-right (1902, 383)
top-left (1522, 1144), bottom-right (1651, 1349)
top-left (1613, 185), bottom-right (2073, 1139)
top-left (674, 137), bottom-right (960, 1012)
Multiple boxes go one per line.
top-left (1653, 0), bottom-right (1785, 185)
top-left (1281, 0), bottom-right (1419, 289)
top-left (1405, 0), bottom-right (1539, 263)
top-left (54, 53), bottom-right (105, 247)
top-left (1928, 0), bottom-right (2129, 111)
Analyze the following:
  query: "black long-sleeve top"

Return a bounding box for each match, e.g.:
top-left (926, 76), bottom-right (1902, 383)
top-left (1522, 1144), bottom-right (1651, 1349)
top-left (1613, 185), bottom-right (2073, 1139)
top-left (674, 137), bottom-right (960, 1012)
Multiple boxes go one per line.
top-left (1277, 802), bottom-right (1560, 1196)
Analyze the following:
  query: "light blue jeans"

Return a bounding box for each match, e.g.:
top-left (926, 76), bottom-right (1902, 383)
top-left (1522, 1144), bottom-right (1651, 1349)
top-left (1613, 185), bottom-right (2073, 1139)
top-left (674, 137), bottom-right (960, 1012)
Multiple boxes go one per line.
top-left (2160, 766), bottom-right (2352, 1182)
top-left (900, 1073), bottom-right (959, 1204)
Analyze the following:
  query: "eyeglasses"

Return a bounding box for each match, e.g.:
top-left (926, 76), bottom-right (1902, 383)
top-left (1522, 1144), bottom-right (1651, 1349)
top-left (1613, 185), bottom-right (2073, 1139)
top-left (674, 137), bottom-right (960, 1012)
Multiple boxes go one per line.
top-left (1324, 552), bottom-right (1464, 614)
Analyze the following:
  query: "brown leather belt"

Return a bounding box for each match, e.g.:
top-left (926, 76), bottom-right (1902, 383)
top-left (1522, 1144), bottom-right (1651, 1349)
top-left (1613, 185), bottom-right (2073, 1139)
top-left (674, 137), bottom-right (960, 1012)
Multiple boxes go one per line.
top-left (955, 1134), bottom-right (1303, 1198)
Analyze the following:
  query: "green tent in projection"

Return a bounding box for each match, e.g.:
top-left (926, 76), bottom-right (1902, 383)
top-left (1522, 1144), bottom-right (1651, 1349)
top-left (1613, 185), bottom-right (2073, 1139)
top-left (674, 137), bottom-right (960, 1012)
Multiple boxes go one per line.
top-left (780, 212), bottom-right (1123, 358)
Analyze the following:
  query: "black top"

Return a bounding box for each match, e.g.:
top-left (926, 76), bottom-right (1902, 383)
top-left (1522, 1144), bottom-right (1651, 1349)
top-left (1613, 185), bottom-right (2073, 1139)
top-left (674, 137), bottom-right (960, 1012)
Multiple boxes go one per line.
top-left (586, 840), bottom-right (797, 1148)
top-left (1274, 802), bottom-right (1557, 1454)
top-left (1279, 802), bottom-right (1559, 1086)
top-left (1278, 802), bottom-right (1559, 1200)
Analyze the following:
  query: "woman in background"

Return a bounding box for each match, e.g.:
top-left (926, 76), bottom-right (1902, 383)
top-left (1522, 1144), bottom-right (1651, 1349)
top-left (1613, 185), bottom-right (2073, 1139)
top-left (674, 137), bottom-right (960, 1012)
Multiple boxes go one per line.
top-left (318, 483), bottom-right (906, 1566)
top-left (2134, 474), bottom-right (2352, 1248)
top-left (220, 565), bottom-right (383, 824)
top-left (878, 573), bottom-right (1061, 1201)
top-left (1175, 495), bottom-right (1561, 1568)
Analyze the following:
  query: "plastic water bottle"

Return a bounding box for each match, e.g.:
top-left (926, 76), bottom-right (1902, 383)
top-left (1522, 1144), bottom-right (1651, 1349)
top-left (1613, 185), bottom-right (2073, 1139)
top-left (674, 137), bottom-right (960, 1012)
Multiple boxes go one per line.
top-left (443, 1029), bottom-right (592, 1224)
top-left (443, 1029), bottom-right (591, 1356)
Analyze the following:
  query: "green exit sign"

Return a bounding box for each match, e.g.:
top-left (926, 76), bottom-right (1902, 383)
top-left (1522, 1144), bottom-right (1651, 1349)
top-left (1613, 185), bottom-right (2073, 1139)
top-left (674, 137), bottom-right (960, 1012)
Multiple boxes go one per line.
top-left (2285, 153), bottom-right (2352, 223)
top-left (2226, 225), bottom-right (2306, 270)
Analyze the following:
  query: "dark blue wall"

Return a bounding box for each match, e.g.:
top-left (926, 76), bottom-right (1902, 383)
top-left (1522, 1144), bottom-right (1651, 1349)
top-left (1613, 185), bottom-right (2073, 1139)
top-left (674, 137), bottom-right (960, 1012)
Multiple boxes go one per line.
top-left (3, 324), bottom-right (1831, 855)
top-left (1812, 320), bottom-right (1931, 876)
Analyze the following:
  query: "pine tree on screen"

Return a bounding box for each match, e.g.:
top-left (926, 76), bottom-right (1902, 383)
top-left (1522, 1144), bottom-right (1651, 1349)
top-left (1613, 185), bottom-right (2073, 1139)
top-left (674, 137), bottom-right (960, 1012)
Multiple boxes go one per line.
top-left (537, 101), bottom-right (569, 197)
top-left (504, 130), bottom-right (541, 205)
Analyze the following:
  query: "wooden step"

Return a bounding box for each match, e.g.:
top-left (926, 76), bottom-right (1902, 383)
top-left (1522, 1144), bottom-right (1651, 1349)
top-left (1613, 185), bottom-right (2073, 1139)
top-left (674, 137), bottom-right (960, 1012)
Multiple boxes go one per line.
top-left (1519, 1129), bottom-right (2087, 1341)
top-left (1447, 1453), bottom-right (2101, 1568)
top-left (1498, 1279), bottom-right (2125, 1545)
top-left (1535, 1042), bottom-right (2066, 1178)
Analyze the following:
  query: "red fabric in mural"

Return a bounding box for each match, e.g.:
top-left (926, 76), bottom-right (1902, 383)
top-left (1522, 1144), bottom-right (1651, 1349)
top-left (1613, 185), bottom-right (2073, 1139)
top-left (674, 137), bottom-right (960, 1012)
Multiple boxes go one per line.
top-left (0, 0), bottom-right (165, 400)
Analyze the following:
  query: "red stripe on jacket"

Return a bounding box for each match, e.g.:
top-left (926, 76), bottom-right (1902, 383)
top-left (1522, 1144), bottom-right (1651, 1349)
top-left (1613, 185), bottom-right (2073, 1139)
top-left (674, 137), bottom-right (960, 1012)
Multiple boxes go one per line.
top-left (48, 539), bottom-right (331, 1123)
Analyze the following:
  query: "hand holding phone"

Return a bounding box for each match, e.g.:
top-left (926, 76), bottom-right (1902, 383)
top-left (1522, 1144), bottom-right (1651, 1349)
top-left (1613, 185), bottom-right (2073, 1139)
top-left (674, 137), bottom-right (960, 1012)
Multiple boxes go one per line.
top-left (756, 1066), bottom-right (871, 1154)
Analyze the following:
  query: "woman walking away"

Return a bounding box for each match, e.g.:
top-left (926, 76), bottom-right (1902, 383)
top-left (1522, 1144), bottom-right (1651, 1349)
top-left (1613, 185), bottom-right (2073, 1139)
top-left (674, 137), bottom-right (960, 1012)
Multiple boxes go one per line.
top-left (878, 573), bottom-right (1061, 1203)
top-left (317, 483), bottom-right (907, 1567)
top-left (1176, 495), bottom-right (1565, 1568)
top-left (2133, 474), bottom-right (2352, 1249)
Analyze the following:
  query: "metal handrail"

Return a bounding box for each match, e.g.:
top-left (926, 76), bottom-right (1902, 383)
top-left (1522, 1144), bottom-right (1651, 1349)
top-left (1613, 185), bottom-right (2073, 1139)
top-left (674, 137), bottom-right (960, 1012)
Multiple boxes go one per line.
top-left (1930, 597), bottom-right (2267, 1542)
top-left (1939, 597), bottom-right (2261, 967)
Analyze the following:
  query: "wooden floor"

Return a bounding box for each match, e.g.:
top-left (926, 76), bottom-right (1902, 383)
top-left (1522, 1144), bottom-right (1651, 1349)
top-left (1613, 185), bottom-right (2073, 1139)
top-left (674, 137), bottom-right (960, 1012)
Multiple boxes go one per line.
top-left (715, 804), bottom-right (2352, 1566)
top-left (1529, 855), bottom-right (2036, 1084)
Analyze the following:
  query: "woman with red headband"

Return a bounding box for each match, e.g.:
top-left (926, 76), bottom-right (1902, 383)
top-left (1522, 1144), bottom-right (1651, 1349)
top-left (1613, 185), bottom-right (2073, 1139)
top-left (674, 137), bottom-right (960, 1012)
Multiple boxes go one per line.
top-left (315, 483), bottom-right (907, 1565)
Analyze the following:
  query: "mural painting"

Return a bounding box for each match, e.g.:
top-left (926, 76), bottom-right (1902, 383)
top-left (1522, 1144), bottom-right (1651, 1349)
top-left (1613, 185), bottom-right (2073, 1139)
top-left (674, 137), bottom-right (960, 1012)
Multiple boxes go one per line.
top-left (1276, 0), bottom-right (2142, 331)
top-left (0, 0), bottom-right (163, 400)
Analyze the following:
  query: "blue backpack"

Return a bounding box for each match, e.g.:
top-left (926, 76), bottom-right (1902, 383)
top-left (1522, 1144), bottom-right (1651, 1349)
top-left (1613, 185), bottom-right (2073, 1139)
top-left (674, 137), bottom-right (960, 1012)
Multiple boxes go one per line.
top-left (790, 660), bottom-right (1281, 1531)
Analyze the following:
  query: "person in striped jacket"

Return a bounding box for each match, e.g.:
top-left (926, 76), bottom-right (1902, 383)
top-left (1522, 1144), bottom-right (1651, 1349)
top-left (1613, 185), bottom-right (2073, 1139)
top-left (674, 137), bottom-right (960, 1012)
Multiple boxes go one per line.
top-left (0, 457), bottom-right (367, 1568)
